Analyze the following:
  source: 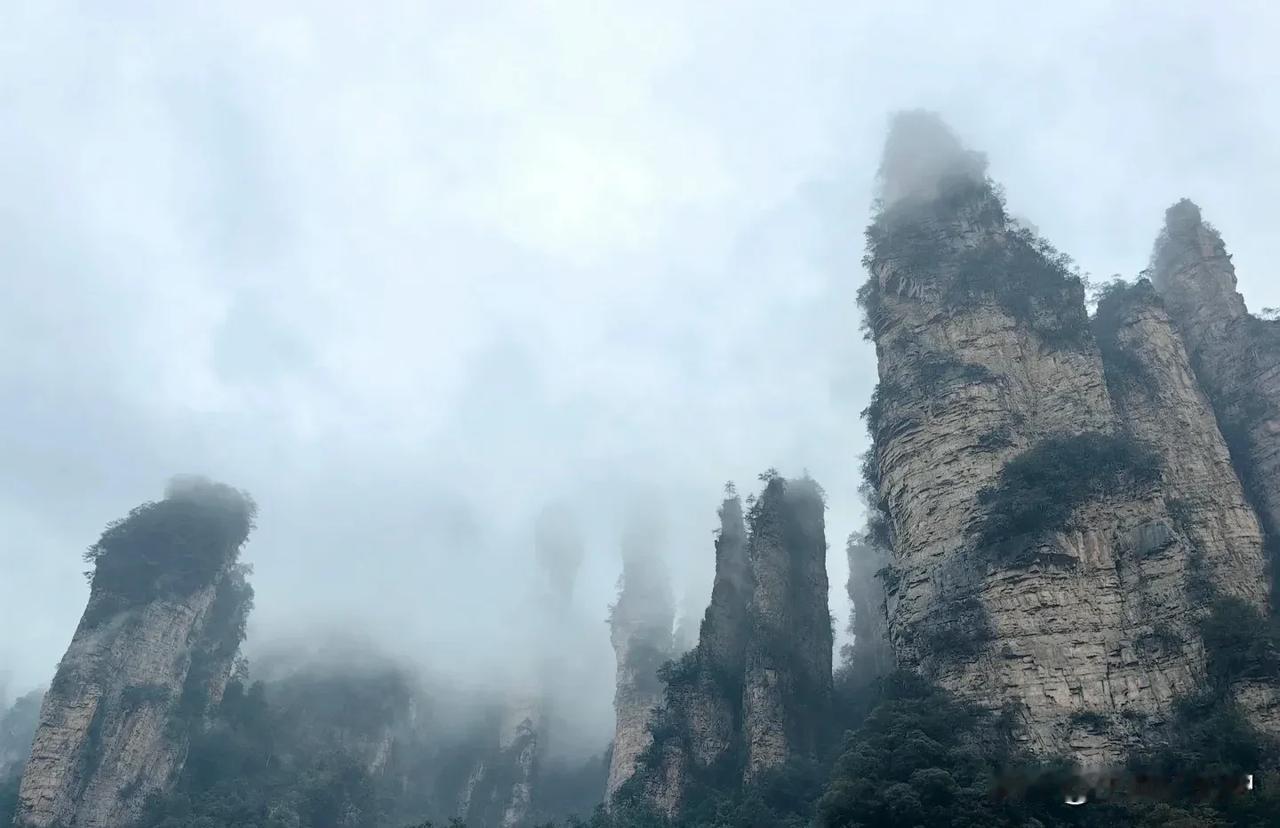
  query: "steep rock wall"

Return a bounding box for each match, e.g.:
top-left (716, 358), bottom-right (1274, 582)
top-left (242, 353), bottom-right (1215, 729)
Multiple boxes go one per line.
top-left (638, 495), bottom-right (748, 817)
top-left (1095, 280), bottom-right (1268, 609)
top-left (741, 476), bottom-right (831, 780)
top-left (1150, 200), bottom-right (1280, 577)
top-left (861, 113), bottom-right (1245, 765)
top-left (638, 479), bottom-right (831, 814)
top-left (1095, 280), bottom-right (1278, 743)
top-left (15, 479), bottom-right (255, 828)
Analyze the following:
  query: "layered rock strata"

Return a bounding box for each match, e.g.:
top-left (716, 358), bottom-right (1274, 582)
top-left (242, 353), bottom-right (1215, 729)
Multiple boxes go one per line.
top-left (860, 112), bottom-right (1270, 765)
top-left (1151, 200), bottom-right (1280, 575)
top-left (636, 479), bottom-right (831, 815)
top-left (15, 478), bottom-right (255, 828)
top-left (640, 494), bottom-right (749, 816)
top-left (741, 476), bottom-right (832, 779)
top-left (1095, 279), bottom-right (1268, 609)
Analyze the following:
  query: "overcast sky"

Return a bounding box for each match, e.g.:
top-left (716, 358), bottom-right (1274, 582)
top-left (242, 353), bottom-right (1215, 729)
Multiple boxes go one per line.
top-left (3, 1), bottom-right (1280, 749)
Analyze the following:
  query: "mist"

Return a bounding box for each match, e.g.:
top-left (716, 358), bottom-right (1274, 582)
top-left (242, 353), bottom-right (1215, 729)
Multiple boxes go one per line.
top-left (877, 110), bottom-right (988, 206)
top-left (5, 0), bottom-right (1280, 765)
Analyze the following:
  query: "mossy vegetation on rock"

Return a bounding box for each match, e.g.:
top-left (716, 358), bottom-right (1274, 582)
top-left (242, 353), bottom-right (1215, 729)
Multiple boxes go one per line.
top-left (82, 477), bottom-right (257, 626)
top-left (975, 432), bottom-right (1162, 559)
top-left (861, 140), bottom-right (1091, 351)
top-left (1093, 278), bottom-right (1161, 399)
top-left (616, 474), bottom-right (830, 818)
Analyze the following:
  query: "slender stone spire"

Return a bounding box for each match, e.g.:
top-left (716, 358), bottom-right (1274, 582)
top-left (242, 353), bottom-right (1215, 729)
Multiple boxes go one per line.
top-left (741, 475), bottom-right (832, 780)
top-left (16, 477), bottom-right (255, 828)
top-left (1150, 200), bottom-right (1280, 581)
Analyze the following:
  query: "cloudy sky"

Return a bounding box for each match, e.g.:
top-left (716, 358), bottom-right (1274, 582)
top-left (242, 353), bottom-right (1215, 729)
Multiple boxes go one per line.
top-left (3, 1), bottom-right (1280, 747)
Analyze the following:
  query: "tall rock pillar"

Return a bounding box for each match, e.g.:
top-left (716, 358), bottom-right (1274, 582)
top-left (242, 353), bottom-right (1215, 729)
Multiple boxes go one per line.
top-left (1150, 199), bottom-right (1280, 579)
top-left (741, 475), bottom-right (832, 780)
top-left (1095, 279), bottom-right (1268, 610)
top-left (634, 477), bottom-right (830, 816)
top-left (639, 491), bottom-right (750, 816)
top-left (15, 477), bottom-right (255, 828)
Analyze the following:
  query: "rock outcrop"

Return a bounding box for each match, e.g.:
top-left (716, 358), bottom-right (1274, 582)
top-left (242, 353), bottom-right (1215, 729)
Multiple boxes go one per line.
top-left (639, 492), bottom-right (750, 816)
top-left (1150, 199), bottom-right (1280, 580)
top-left (605, 521), bottom-right (674, 801)
top-left (859, 112), bottom-right (1271, 766)
top-left (740, 476), bottom-right (832, 779)
top-left (629, 478), bottom-right (831, 816)
top-left (1094, 279), bottom-right (1269, 610)
top-left (15, 477), bottom-right (255, 828)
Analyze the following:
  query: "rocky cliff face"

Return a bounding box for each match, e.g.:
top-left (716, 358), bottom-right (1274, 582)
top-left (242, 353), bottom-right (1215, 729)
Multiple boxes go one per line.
top-left (639, 494), bottom-right (749, 816)
top-left (740, 476), bottom-right (831, 779)
top-left (14, 478), bottom-right (255, 828)
top-left (1094, 279), bottom-right (1269, 610)
top-left (629, 479), bottom-right (831, 816)
top-left (605, 525), bottom-right (674, 801)
top-left (1150, 200), bottom-right (1280, 583)
top-left (860, 112), bottom-right (1271, 766)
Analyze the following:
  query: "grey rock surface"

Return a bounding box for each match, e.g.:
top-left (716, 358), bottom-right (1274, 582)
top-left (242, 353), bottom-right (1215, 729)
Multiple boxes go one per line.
top-left (1151, 200), bottom-right (1280, 567)
top-left (861, 115), bottom-right (1274, 767)
top-left (14, 481), bottom-right (254, 828)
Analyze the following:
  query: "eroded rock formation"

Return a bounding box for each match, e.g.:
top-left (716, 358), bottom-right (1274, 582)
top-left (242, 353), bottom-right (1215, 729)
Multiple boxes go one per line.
top-left (858, 112), bottom-right (1272, 766)
top-left (15, 477), bottom-right (255, 828)
top-left (741, 476), bottom-right (831, 779)
top-left (637, 492), bottom-right (749, 816)
top-left (1151, 199), bottom-right (1280, 580)
top-left (627, 478), bottom-right (831, 815)
top-left (1095, 279), bottom-right (1268, 610)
